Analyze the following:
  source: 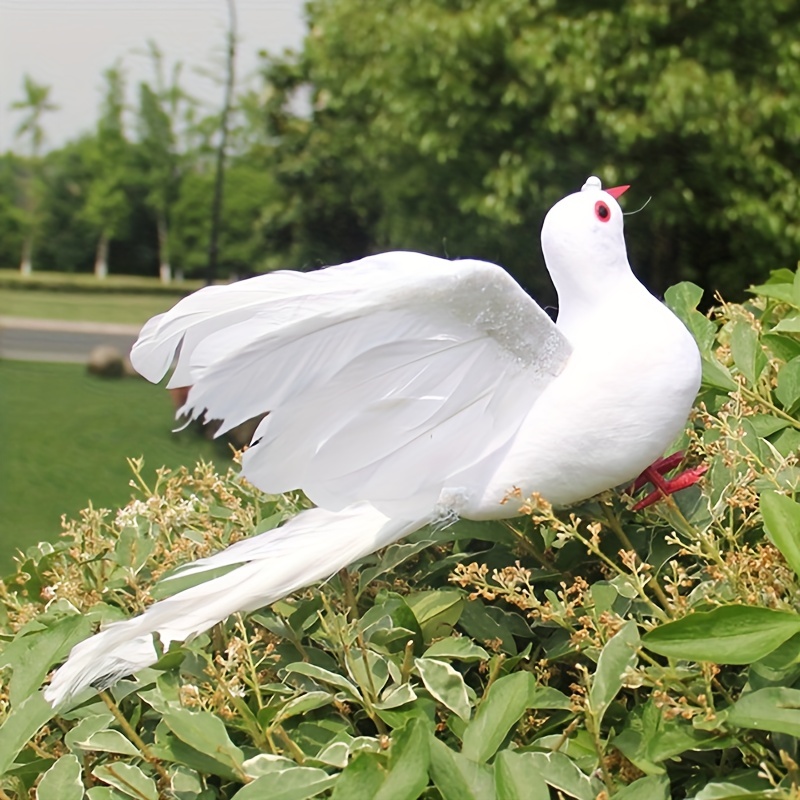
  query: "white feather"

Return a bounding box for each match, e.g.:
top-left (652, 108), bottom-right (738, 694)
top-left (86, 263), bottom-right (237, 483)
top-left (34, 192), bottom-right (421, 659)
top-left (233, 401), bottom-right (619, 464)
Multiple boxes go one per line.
top-left (44, 504), bottom-right (425, 707)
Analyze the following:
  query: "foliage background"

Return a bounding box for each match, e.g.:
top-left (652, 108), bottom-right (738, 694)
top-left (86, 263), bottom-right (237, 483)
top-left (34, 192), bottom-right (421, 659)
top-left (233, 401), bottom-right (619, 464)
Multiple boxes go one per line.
top-left (3, 0), bottom-right (800, 299)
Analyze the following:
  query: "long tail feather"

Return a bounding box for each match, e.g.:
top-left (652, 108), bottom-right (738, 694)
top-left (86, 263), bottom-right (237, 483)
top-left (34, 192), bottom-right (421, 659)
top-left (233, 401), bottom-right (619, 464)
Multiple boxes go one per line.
top-left (44, 503), bottom-right (427, 708)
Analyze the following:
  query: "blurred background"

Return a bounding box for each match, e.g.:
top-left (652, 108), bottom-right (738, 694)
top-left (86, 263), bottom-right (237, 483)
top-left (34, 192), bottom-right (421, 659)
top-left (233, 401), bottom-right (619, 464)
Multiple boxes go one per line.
top-left (1, 0), bottom-right (798, 571)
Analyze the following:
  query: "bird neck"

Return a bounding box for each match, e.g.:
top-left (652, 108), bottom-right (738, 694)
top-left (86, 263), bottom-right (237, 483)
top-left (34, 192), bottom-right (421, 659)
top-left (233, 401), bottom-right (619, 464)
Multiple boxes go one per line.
top-left (554, 270), bottom-right (650, 345)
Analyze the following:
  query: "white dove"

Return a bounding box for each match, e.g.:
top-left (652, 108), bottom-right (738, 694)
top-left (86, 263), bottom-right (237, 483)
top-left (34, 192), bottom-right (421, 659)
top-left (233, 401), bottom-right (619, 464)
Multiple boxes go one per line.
top-left (44, 176), bottom-right (701, 707)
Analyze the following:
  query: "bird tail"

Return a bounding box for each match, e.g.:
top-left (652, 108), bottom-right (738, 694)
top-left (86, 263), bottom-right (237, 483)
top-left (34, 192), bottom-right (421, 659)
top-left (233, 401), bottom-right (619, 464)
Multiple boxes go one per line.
top-left (44, 503), bottom-right (427, 708)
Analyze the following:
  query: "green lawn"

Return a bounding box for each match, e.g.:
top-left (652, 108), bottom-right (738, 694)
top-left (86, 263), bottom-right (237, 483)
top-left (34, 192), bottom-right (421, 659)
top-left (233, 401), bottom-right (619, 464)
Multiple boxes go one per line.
top-left (0, 268), bottom-right (205, 292)
top-left (0, 361), bottom-right (227, 574)
top-left (0, 287), bottom-right (180, 325)
top-left (0, 268), bottom-right (208, 325)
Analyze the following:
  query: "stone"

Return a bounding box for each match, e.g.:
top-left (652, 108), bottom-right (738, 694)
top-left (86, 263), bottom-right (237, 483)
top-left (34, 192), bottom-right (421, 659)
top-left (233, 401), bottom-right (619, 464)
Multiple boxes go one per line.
top-left (87, 345), bottom-right (124, 378)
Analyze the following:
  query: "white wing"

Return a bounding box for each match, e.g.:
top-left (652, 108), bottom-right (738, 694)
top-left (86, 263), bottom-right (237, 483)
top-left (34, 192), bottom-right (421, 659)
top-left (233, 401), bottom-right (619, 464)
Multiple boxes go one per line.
top-left (131, 252), bottom-right (571, 518)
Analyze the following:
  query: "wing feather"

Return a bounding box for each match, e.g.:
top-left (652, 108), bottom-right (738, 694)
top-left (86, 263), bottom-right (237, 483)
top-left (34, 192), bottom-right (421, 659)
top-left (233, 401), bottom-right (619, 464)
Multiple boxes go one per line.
top-left (131, 252), bottom-right (572, 515)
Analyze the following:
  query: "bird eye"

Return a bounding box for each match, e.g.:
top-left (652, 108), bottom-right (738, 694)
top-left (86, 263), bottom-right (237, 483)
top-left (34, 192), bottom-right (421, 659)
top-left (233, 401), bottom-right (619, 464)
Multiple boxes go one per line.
top-left (594, 201), bottom-right (611, 222)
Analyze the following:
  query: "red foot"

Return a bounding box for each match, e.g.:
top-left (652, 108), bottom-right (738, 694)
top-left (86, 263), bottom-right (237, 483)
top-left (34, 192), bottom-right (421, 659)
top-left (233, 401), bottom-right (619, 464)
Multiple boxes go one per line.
top-left (629, 452), bottom-right (685, 493)
top-left (631, 452), bottom-right (708, 511)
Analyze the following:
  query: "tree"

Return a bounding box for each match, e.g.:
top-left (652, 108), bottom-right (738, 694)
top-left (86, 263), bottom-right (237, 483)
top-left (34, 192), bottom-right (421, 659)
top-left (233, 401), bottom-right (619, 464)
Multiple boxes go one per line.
top-left (81, 66), bottom-right (132, 278)
top-left (206, 0), bottom-right (238, 286)
top-left (0, 154), bottom-right (25, 269)
top-left (172, 157), bottom-right (279, 277)
top-left (36, 138), bottom-right (97, 273)
top-left (136, 42), bottom-right (188, 283)
top-left (10, 75), bottom-right (58, 275)
top-left (263, 0), bottom-right (800, 299)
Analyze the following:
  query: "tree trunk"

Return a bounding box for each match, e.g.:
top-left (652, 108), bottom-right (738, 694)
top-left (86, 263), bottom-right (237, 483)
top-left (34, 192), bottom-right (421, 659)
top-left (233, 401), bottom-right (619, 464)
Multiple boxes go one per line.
top-left (94, 232), bottom-right (109, 279)
top-left (157, 212), bottom-right (171, 284)
top-left (19, 235), bottom-right (33, 276)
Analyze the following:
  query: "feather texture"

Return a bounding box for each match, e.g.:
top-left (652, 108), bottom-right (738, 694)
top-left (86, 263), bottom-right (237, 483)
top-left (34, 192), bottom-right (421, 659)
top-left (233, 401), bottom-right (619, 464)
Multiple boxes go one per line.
top-left (132, 252), bottom-right (571, 516)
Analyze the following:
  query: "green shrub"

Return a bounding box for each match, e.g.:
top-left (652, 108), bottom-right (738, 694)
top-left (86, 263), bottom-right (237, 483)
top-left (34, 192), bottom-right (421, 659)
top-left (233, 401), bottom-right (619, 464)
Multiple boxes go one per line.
top-left (1, 270), bottom-right (799, 799)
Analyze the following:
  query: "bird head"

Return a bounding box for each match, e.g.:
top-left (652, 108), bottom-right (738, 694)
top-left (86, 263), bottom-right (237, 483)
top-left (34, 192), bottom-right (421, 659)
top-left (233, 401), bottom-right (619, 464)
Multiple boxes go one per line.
top-left (541, 176), bottom-right (633, 305)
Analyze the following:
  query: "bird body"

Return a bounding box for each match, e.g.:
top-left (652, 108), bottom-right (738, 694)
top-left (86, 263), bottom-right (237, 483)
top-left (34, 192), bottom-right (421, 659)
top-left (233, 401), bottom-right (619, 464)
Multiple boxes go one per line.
top-left (475, 278), bottom-right (701, 515)
top-left (44, 177), bottom-right (701, 707)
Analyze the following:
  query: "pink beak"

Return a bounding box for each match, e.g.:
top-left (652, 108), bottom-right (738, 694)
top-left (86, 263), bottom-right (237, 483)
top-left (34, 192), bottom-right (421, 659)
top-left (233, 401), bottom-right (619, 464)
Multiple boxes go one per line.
top-left (606, 185), bottom-right (630, 199)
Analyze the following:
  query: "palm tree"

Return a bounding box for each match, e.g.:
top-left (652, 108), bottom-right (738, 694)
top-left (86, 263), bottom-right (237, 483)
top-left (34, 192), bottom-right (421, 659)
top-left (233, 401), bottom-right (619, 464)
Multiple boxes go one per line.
top-left (11, 75), bottom-right (58, 275)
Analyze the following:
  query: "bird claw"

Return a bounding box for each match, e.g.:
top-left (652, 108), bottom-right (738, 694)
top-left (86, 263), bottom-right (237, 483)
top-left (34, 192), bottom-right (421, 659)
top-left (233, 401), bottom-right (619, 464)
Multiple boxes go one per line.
top-left (630, 453), bottom-right (707, 511)
top-left (629, 451), bottom-right (686, 493)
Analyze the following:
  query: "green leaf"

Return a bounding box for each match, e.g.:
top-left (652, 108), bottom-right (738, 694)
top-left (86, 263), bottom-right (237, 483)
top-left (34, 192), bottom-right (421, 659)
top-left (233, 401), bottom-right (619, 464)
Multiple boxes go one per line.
top-left (92, 763), bottom-right (158, 800)
top-left (518, 752), bottom-right (601, 800)
top-left (429, 737), bottom-right (495, 800)
top-left (764, 332), bottom-right (800, 364)
top-left (374, 682), bottom-right (417, 710)
top-left (358, 539), bottom-right (436, 593)
top-left (701, 355), bottom-right (737, 392)
top-left (461, 671), bottom-right (535, 762)
top-left (374, 718), bottom-right (430, 800)
top-left (71, 728), bottom-right (140, 757)
top-left (36, 754), bottom-right (83, 800)
top-left (423, 637), bottom-right (490, 662)
top-left (588, 621), bottom-right (639, 726)
top-left (375, 696), bottom-right (437, 730)
top-left (726, 687), bottom-right (800, 737)
top-left (730, 319), bottom-right (765, 384)
top-left (347, 650), bottom-right (390, 697)
top-left (0, 614), bottom-right (92, 705)
top-left (691, 782), bottom-right (775, 799)
top-left (241, 754), bottom-right (295, 779)
top-left (760, 491), bottom-right (800, 577)
top-left (114, 525), bottom-right (155, 573)
top-left (771, 313), bottom-right (800, 333)
top-left (170, 765), bottom-right (212, 800)
top-left (162, 707), bottom-right (245, 773)
top-left (283, 662), bottom-right (362, 701)
top-left (613, 698), bottom-right (729, 773)
top-left (330, 753), bottom-right (386, 800)
top-left (747, 414), bottom-right (789, 438)
top-left (360, 593), bottom-right (425, 653)
top-left (493, 751), bottom-right (549, 800)
top-left (415, 657), bottom-right (471, 721)
top-left (664, 283), bottom-right (715, 351)
top-left (274, 691), bottom-right (333, 725)
top-left (794, 267), bottom-right (800, 307)
top-left (532, 730), bottom-right (597, 773)
top-left (748, 282), bottom-right (798, 306)
top-left (528, 686), bottom-right (573, 710)
top-left (63, 713), bottom-right (115, 751)
top-left (0, 691), bottom-right (54, 775)
top-left (664, 281), bottom-right (703, 316)
top-left (643, 606), bottom-right (800, 664)
top-left (458, 599), bottom-right (518, 655)
top-left (230, 767), bottom-right (336, 800)
top-left (775, 356), bottom-right (800, 412)
top-left (85, 788), bottom-right (131, 800)
top-left (406, 590), bottom-right (464, 639)
top-left (613, 775), bottom-right (670, 800)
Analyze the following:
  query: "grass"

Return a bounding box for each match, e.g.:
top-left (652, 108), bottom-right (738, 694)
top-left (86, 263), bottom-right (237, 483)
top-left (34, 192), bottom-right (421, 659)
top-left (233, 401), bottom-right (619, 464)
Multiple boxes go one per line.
top-left (0, 287), bottom-right (181, 325)
top-left (0, 268), bottom-right (208, 325)
top-left (0, 268), bottom-right (205, 293)
top-left (0, 360), bottom-right (227, 574)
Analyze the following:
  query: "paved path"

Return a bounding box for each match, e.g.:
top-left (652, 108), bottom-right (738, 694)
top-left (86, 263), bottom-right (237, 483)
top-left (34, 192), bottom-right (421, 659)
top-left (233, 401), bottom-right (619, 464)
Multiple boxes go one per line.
top-left (0, 316), bottom-right (142, 363)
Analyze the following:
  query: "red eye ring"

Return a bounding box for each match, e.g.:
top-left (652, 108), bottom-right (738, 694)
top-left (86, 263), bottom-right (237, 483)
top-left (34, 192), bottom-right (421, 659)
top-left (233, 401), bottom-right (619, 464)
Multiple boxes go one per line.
top-left (595, 201), bottom-right (611, 222)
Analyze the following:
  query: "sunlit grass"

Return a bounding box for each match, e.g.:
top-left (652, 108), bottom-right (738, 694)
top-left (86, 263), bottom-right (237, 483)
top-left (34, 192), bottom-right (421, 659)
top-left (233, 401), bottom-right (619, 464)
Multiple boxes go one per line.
top-left (0, 268), bottom-right (207, 325)
top-left (0, 360), bottom-right (228, 573)
top-left (0, 287), bottom-right (180, 325)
